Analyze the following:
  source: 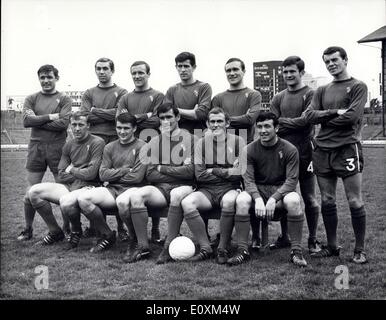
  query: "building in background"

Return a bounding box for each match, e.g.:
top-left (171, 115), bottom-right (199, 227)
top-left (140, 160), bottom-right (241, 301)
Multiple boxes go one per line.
top-left (253, 61), bottom-right (286, 111)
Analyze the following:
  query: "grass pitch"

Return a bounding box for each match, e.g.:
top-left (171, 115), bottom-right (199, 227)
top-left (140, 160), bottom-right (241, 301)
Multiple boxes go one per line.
top-left (1, 147), bottom-right (385, 300)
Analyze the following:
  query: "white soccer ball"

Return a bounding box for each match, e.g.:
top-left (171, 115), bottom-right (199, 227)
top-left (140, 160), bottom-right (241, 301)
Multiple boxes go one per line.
top-left (168, 236), bottom-right (196, 261)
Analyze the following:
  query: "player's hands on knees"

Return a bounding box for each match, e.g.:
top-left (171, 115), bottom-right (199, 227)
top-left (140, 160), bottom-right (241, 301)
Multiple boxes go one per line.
top-left (265, 197), bottom-right (276, 221)
top-left (255, 197), bottom-right (266, 218)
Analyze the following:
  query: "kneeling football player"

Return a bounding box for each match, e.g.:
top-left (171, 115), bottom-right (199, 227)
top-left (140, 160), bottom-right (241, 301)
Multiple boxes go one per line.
top-left (124, 102), bottom-right (196, 264)
top-left (28, 111), bottom-right (105, 247)
top-left (239, 112), bottom-right (307, 267)
top-left (180, 107), bottom-right (246, 263)
top-left (77, 113), bottom-right (147, 253)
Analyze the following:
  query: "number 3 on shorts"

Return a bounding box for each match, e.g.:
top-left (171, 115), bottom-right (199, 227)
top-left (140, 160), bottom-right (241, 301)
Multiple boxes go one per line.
top-left (307, 161), bottom-right (314, 173)
top-left (345, 158), bottom-right (355, 171)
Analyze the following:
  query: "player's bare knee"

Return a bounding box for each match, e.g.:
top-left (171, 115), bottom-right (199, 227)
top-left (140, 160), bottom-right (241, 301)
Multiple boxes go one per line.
top-left (130, 193), bottom-right (145, 208)
top-left (77, 193), bottom-right (93, 211)
top-left (170, 188), bottom-right (186, 206)
top-left (347, 197), bottom-right (363, 209)
top-left (181, 197), bottom-right (196, 214)
top-left (236, 192), bottom-right (252, 212)
top-left (28, 185), bottom-right (42, 204)
top-left (284, 193), bottom-right (301, 215)
top-left (116, 195), bottom-right (129, 212)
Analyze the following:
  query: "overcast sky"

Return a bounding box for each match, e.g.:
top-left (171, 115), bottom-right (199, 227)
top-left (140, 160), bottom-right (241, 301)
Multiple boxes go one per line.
top-left (1, 0), bottom-right (385, 109)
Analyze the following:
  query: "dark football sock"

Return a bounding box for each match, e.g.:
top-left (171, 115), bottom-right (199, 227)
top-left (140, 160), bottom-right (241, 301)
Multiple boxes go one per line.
top-left (250, 211), bottom-right (260, 240)
top-left (34, 200), bottom-right (61, 234)
top-left (350, 206), bottom-right (366, 252)
top-left (235, 214), bottom-right (250, 251)
top-left (131, 207), bottom-right (149, 249)
top-left (64, 205), bottom-right (82, 233)
top-left (89, 206), bottom-right (113, 237)
top-left (280, 215), bottom-right (289, 240)
top-left (305, 205), bottom-right (320, 241)
top-left (23, 197), bottom-right (36, 230)
top-left (116, 214), bottom-right (126, 232)
top-left (164, 205), bottom-right (184, 248)
top-left (119, 208), bottom-right (136, 239)
top-left (218, 209), bottom-right (235, 251)
top-left (321, 203), bottom-right (338, 249)
top-left (185, 210), bottom-right (212, 253)
top-left (287, 214), bottom-right (304, 252)
top-left (152, 216), bottom-right (160, 231)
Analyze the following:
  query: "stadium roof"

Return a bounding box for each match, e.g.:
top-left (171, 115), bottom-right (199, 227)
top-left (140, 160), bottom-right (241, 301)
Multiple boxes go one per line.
top-left (358, 25), bottom-right (386, 43)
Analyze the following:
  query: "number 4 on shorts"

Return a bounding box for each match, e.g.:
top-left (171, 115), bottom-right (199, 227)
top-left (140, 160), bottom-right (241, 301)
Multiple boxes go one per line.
top-left (307, 161), bottom-right (314, 173)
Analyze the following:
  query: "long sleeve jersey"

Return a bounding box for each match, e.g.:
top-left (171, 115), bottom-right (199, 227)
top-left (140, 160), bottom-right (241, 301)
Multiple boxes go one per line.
top-left (99, 138), bottom-right (147, 188)
top-left (211, 88), bottom-right (262, 143)
top-left (57, 134), bottom-right (105, 191)
top-left (194, 132), bottom-right (245, 188)
top-left (116, 88), bottom-right (164, 133)
top-left (270, 86), bottom-right (314, 146)
top-left (141, 129), bottom-right (196, 185)
top-left (23, 91), bottom-right (72, 143)
top-left (304, 78), bottom-right (367, 149)
top-left (242, 138), bottom-right (299, 202)
top-left (80, 84), bottom-right (128, 136)
top-left (164, 80), bottom-right (212, 133)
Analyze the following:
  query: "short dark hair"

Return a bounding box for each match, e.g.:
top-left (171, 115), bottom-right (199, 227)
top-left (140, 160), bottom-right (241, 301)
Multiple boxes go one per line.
top-left (131, 61), bottom-right (150, 74)
top-left (208, 107), bottom-right (230, 122)
top-left (256, 112), bottom-right (279, 127)
top-left (70, 110), bottom-right (90, 122)
top-left (322, 46), bottom-right (347, 61)
top-left (116, 113), bottom-right (137, 126)
top-left (156, 102), bottom-right (179, 117)
top-left (175, 52), bottom-right (196, 67)
top-left (282, 56), bottom-right (305, 72)
top-left (225, 58), bottom-right (245, 72)
top-left (37, 64), bottom-right (59, 78)
top-left (95, 57), bottom-right (115, 72)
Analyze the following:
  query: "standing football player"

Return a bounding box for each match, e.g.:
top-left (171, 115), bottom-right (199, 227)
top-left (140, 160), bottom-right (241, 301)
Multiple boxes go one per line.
top-left (116, 60), bottom-right (165, 243)
top-left (211, 58), bottom-right (262, 249)
top-left (80, 57), bottom-right (129, 240)
top-left (164, 52), bottom-right (212, 134)
top-left (77, 113), bottom-right (147, 253)
top-left (270, 56), bottom-right (321, 254)
top-left (18, 64), bottom-right (72, 241)
top-left (305, 46), bottom-right (368, 264)
top-left (239, 112), bottom-right (307, 267)
top-left (27, 111), bottom-right (105, 248)
top-left (127, 103), bottom-right (196, 264)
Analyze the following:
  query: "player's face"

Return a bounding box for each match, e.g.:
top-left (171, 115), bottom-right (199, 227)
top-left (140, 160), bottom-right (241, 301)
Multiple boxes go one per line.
top-left (95, 62), bottom-right (113, 84)
top-left (116, 121), bottom-right (136, 144)
top-left (176, 60), bottom-right (195, 82)
top-left (131, 64), bottom-right (149, 89)
top-left (39, 71), bottom-right (58, 94)
top-left (158, 109), bottom-right (179, 134)
top-left (225, 61), bottom-right (245, 86)
top-left (207, 112), bottom-right (228, 137)
top-left (70, 116), bottom-right (89, 141)
top-left (282, 65), bottom-right (303, 87)
top-left (256, 119), bottom-right (278, 144)
top-left (323, 51), bottom-right (347, 77)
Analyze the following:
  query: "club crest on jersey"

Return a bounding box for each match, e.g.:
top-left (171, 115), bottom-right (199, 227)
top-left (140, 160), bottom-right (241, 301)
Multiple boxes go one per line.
top-left (193, 90), bottom-right (199, 97)
top-left (245, 92), bottom-right (249, 98)
top-left (278, 150), bottom-right (283, 159)
top-left (303, 95), bottom-right (307, 101)
top-left (87, 145), bottom-right (90, 152)
top-left (149, 96), bottom-right (154, 102)
top-left (346, 87), bottom-right (351, 93)
top-left (56, 99), bottom-right (60, 104)
top-left (114, 92), bottom-right (118, 97)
